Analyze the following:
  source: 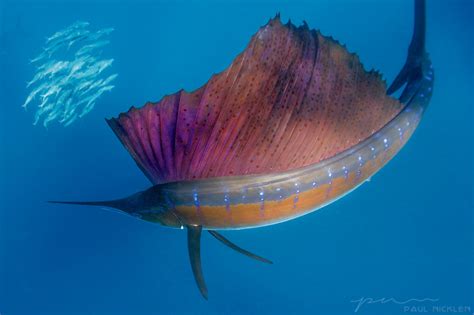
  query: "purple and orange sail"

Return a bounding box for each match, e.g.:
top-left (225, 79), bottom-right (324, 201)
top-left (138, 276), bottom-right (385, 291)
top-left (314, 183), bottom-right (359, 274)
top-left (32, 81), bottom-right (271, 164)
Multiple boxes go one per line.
top-left (52, 0), bottom-right (433, 299)
top-left (107, 16), bottom-right (403, 184)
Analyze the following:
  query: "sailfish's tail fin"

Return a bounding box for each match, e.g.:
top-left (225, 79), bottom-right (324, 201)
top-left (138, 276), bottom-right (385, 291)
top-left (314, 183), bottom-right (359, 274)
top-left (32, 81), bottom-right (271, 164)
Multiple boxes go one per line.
top-left (388, 0), bottom-right (433, 105)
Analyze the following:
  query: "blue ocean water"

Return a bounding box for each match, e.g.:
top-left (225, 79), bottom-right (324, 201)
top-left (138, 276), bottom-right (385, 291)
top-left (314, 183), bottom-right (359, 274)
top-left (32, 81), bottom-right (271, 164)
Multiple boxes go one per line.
top-left (0, 0), bottom-right (472, 314)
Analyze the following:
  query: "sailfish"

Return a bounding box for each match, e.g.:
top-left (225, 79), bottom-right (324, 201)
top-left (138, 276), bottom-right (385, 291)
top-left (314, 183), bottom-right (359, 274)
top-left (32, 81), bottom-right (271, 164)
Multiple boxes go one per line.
top-left (52, 0), bottom-right (433, 299)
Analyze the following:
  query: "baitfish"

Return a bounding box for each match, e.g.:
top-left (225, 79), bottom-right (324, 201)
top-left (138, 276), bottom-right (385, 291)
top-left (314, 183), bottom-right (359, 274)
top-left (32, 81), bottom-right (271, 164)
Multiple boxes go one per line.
top-left (99, 73), bottom-right (118, 86)
top-left (71, 59), bottom-right (113, 80)
top-left (78, 85), bottom-right (114, 118)
top-left (67, 33), bottom-right (90, 49)
top-left (63, 113), bottom-right (78, 127)
top-left (22, 81), bottom-right (49, 108)
top-left (40, 85), bottom-right (62, 99)
top-left (45, 21), bottom-right (89, 43)
top-left (51, 0), bottom-right (434, 299)
top-left (83, 28), bottom-right (114, 43)
top-left (24, 20), bottom-right (116, 127)
top-left (75, 40), bottom-right (110, 56)
top-left (30, 50), bottom-right (50, 64)
top-left (28, 61), bottom-right (69, 88)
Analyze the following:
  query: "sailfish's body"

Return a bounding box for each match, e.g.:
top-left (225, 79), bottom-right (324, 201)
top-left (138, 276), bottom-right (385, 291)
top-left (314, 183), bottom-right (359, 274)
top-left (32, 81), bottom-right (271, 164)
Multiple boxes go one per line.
top-left (53, 0), bottom-right (433, 299)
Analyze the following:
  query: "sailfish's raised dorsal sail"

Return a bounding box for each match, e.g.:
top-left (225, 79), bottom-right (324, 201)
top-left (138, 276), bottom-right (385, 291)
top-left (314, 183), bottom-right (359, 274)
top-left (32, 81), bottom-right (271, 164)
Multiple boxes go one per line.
top-left (107, 16), bottom-right (402, 184)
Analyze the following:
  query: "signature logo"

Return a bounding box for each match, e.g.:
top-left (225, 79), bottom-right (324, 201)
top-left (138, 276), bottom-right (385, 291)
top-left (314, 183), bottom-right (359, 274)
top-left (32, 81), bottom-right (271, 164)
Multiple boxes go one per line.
top-left (350, 297), bottom-right (439, 313)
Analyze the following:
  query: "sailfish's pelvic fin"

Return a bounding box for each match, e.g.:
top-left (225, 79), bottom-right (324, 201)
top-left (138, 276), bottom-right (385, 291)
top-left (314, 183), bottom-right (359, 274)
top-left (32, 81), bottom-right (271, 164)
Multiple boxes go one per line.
top-left (187, 225), bottom-right (208, 300)
top-left (208, 231), bottom-right (273, 264)
top-left (186, 227), bottom-right (273, 300)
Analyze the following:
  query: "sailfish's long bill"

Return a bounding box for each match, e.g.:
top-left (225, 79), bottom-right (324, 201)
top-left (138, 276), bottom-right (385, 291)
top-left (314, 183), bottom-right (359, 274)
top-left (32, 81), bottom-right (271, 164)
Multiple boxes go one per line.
top-left (51, 0), bottom-right (433, 300)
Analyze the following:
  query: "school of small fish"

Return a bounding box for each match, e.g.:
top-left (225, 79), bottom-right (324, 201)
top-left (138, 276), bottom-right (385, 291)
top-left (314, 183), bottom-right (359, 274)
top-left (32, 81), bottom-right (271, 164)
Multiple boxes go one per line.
top-left (23, 21), bottom-right (117, 127)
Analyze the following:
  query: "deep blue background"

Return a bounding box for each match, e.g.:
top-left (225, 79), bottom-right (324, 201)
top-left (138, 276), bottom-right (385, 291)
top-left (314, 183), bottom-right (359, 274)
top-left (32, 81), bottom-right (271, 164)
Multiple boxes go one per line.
top-left (0, 0), bottom-right (472, 314)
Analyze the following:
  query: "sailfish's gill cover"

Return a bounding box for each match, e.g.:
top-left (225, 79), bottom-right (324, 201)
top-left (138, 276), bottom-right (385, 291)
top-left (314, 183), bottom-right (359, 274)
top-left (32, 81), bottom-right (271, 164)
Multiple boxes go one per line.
top-left (107, 16), bottom-right (403, 184)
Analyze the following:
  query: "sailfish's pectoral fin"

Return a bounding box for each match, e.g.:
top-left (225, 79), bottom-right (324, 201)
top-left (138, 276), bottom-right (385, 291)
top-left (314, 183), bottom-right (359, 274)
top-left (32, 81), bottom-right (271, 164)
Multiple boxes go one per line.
top-left (187, 225), bottom-right (208, 300)
top-left (208, 230), bottom-right (273, 264)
